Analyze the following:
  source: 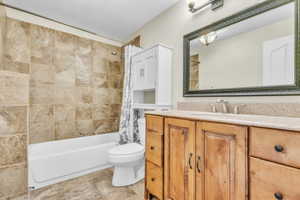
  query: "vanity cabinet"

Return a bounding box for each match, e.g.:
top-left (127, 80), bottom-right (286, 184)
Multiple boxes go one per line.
top-left (145, 113), bottom-right (300, 200)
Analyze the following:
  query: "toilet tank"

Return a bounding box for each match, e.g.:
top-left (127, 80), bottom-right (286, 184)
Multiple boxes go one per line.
top-left (138, 118), bottom-right (146, 145)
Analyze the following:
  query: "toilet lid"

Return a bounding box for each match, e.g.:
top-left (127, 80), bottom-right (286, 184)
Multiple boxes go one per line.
top-left (109, 143), bottom-right (144, 155)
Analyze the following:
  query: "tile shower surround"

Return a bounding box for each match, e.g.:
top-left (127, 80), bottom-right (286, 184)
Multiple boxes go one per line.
top-left (0, 17), bottom-right (124, 200)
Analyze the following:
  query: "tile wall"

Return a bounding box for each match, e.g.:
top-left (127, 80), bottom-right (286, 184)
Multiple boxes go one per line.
top-left (0, 16), bottom-right (123, 199)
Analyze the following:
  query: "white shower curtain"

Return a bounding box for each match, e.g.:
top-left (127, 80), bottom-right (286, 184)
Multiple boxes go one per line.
top-left (119, 45), bottom-right (141, 144)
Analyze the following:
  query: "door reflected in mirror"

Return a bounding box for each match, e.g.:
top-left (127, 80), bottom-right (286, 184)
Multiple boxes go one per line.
top-left (188, 2), bottom-right (295, 91)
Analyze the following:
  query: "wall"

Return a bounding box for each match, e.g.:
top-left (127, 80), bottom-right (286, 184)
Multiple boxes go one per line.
top-left (2, 17), bottom-right (123, 145)
top-left (0, 4), bottom-right (29, 200)
top-left (131, 0), bottom-right (300, 106)
top-left (0, 7), bottom-right (123, 200)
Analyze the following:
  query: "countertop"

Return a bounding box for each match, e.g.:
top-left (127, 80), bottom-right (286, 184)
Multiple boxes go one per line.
top-left (145, 110), bottom-right (300, 132)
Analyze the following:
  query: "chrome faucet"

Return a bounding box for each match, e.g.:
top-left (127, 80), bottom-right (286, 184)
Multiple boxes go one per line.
top-left (210, 104), bottom-right (217, 113)
top-left (216, 99), bottom-right (228, 113)
top-left (233, 104), bottom-right (245, 114)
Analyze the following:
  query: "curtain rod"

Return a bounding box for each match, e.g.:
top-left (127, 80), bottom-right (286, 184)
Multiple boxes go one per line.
top-left (0, 2), bottom-right (121, 43)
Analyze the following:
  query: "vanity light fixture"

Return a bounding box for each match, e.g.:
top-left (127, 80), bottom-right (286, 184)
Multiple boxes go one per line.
top-left (199, 31), bottom-right (217, 46)
top-left (187, 0), bottom-right (224, 13)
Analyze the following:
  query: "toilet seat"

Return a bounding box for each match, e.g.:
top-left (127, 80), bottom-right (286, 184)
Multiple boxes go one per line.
top-left (108, 143), bottom-right (145, 164)
top-left (109, 143), bottom-right (144, 156)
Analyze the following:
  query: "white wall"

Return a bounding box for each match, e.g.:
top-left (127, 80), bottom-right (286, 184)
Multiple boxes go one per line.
top-left (5, 7), bottom-right (123, 47)
top-left (131, 0), bottom-right (300, 105)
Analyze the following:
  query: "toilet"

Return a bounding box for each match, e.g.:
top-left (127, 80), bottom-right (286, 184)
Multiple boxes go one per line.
top-left (108, 118), bottom-right (146, 187)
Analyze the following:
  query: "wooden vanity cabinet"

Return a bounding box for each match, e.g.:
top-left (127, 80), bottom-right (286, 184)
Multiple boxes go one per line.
top-left (147, 115), bottom-right (248, 200)
top-left (145, 114), bottom-right (300, 200)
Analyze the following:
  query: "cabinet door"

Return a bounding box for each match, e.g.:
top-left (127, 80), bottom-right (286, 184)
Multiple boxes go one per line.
top-left (143, 54), bottom-right (156, 90)
top-left (164, 118), bottom-right (195, 200)
top-left (197, 122), bottom-right (248, 200)
top-left (132, 49), bottom-right (157, 91)
top-left (133, 59), bottom-right (146, 90)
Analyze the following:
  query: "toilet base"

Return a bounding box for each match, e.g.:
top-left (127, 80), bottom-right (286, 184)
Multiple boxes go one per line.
top-left (112, 164), bottom-right (145, 187)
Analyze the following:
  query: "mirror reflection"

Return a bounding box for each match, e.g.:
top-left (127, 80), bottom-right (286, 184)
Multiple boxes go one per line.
top-left (189, 2), bottom-right (295, 91)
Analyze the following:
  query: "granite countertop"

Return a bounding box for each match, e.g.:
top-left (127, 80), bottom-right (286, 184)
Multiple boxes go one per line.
top-left (145, 110), bottom-right (300, 132)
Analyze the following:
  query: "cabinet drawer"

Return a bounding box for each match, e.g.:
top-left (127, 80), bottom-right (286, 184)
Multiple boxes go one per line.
top-left (146, 131), bottom-right (163, 166)
top-left (250, 157), bottom-right (300, 200)
top-left (146, 162), bottom-right (163, 199)
top-left (146, 115), bottom-right (163, 135)
top-left (250, 127), bottom-right (300, 168)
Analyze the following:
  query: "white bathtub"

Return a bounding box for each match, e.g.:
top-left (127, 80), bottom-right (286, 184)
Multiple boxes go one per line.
top-left (29, 132), bottom-right (119, 189)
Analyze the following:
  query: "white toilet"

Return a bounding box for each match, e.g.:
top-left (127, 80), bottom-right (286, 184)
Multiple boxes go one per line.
top-left (108, 118), bottom-right (146, 187)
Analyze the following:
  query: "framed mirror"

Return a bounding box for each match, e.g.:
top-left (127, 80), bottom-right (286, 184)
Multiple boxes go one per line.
top-left (183, 0), bottom-right (300, 97)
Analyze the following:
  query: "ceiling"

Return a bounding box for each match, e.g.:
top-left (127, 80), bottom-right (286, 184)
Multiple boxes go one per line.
top-left (4, 0), bottom-right (179, 42)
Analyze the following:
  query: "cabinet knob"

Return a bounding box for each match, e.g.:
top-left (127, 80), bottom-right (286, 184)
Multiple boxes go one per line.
top-left (274, 145), bottom-right (284, 153)
top-left (150, 146), bottom-right (155, 150)
top-left (151, 178), bottom-right (155, 182)
top-left (274, 192), bottom-right (283, 200)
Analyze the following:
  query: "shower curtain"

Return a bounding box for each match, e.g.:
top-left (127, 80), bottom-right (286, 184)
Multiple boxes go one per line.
top-left (119, 45), bottom-right (141, 144)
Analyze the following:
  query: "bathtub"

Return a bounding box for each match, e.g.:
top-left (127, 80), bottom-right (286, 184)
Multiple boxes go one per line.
top-left (29, 132), bottom-right (119, 190)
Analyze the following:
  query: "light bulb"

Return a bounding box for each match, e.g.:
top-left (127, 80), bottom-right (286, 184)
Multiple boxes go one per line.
top-left (199, 31), bottom-right (217, 46)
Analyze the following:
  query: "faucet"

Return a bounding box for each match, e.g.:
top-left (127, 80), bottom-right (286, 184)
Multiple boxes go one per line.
top-left (216, 99), bottom-right (228, 113)
top-left (233, 104), bottom-right (245, 114)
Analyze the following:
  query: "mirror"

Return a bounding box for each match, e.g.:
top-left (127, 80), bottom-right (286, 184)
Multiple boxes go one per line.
top-left (184, 0), bottom-right (300, 97)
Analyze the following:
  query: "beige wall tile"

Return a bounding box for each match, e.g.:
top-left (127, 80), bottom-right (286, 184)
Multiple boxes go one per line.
top-left (94, 119), bottom-right (115, 134)
top-left (0, 72), bottom-right (29, 105)
top-left (75, 53), bottom-right (92, 86)
top-left (55, 121), bottom-right (78, 140)
top-left (2, 72), bottom-right (29, 88)
top-left (54, 104), bottom-right (75, 121)
top-left (29, 121), bottom-right (54, 144)
top-left (92, 42), bottom-right (108, 74)
top-left (0, 164), bottom-right (27, 199)
top-left (93, 73), bottom-right (108, 88)
top-left (93, 104), bottom-right (111, 120)
top-left (0, 86), bottom-right (29, 105)
top-left (76, 87), bottom-right (93, 104)
top-left (111, 104), bottom-right (121, 118)
top-left (108, 61), bottom-right (121, 76)
top-left (30, 85), bottom-right (54, 104)
top-left (0, 134), bottom-right (27, 167)
top-left (30, 63), bottom-right (55, 86)
top-left (30, 104), bottom-right (54, 123)
top-left (30, 25), bottom-right (54, 65)
top-left (54, 86), bottom-right (75, 104)
top-left (2, 18), bottom-right (122, 144)
top-left (76, 120), bottom-right (94, 136)
top-left (0, 106), bottom-right (27, 136)
top-left (2, 57), bottom-right (30, 74)
top-left (54, 31), bottom-right (75, 53)
top-left (4, 19), bottom-right (30, 73)
top-left (93, 88), bottom-right (110, 104)
top-left (54, 51), bottom-right (76, 87)
top-left (76, 37), bottom-right (92, 56)
top-left (76, 105), bottom-right (92, 120)
top-left (110, 89), bottom-right (122, 104)
top-left (108, 74), bottom-right (122, 89)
